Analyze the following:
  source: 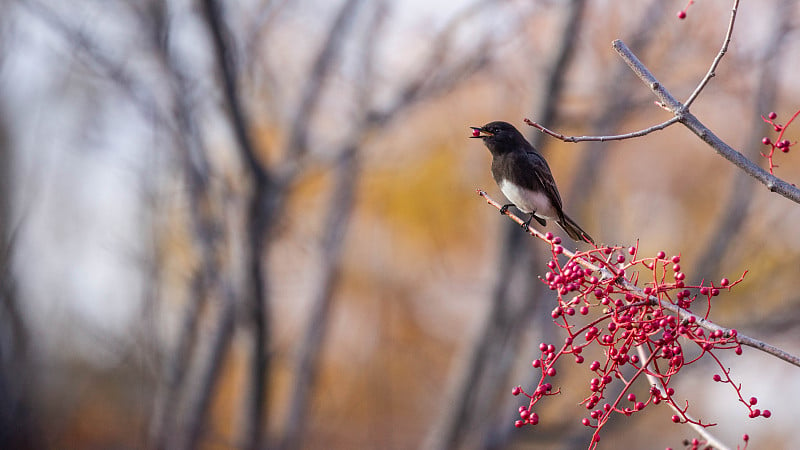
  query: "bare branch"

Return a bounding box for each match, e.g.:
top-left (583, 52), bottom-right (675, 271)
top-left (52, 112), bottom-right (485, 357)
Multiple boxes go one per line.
top-left (525, 116), bottom-right (679, 143)
top-left (610, 39), bottom-right (800, 204)
top-left (683, 0), bottom-right (739, 108)
top-left (611, 40), bottom-right (684, 113)
top-left (477, 190), bottom-right (800, 368)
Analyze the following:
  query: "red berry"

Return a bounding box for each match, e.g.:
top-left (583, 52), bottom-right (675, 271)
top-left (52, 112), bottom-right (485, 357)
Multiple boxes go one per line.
top-left (545, 232), bottom-right (554, 240)
top-left (553, 236), bottom-right (562, 245)
top-left (677, 10), bottom-right (686, 19)
top-left (749, 397), bottom-right (758, 405)
top-left (720, 278), bottom-right (730, 287)
top-left (656, 251), bottom-right (666, 259)
top-left (532, 359), bottom-right (541, 368)
top-left (762, 409), bottom-right (771, 418)
top-left (627, 246), bottom-right (636, 255)
top-left (712, 374), bottom-right (721, 382)
top-left (671, 414), bottom-right (681, 423)
top-left (512, 386), bottom-right (521, 396)
top-left (515, 420), bottom-right (524, 428)
top-left (762, 137), bottom-right (772, 145)
top-left (743, 434), bottom-right (749, 442)
top-left (635, 401), bottom-right (645, 411)
top-left (582, 418), bottom-right (590, 426)
top-left (546, 367), bottom-right (556, 376)
top-left (616, 254), bottom-right (625, 263)
top-left (671, 255), bottom-right (680, 264)
top-left (627, 393), bottom-right (636, 402)
top-left (769, 111), bottom-right (777, 120)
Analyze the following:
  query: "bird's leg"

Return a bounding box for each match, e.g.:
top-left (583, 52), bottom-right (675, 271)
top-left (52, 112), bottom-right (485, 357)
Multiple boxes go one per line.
top-left (522, 214), bottom-right (535, 232)
top-left (500, 204), bottom-right (514, 215)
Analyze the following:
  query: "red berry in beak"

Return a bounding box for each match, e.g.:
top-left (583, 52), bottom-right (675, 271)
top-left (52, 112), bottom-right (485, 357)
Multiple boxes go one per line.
top-left (472, 128), bottom-right (481, 137)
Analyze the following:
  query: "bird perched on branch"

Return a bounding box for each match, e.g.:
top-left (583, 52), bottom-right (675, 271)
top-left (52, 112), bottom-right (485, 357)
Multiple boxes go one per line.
top-left (470, 121), bottom-right (594, 244)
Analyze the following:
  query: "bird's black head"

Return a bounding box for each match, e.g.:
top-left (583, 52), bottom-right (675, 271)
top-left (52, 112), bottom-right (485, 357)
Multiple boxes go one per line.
top-left (469, 121), bottom-right (528, 155)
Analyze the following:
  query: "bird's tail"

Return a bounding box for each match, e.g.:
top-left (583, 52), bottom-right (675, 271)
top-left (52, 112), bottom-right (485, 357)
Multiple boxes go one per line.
top-left (557, 214), bottom-right (594, 244)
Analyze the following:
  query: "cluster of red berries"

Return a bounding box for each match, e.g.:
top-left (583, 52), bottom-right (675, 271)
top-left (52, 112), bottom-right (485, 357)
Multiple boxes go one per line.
top-left (510, 237), bottom-right (767, 448)
top-left (761, 110), bottom-right (799, 173)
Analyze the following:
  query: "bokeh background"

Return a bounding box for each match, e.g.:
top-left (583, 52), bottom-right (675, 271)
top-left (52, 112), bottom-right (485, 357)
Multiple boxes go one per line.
top-left (1, 0), bottom-right (800, 449)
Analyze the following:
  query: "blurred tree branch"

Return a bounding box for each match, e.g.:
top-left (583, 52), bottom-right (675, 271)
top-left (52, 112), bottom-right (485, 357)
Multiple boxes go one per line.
top-left (0, 90), bottom-right (40, 450)
top-left (200, 1), bottom-right (279, 449)
top-left (426, 2), bottom-right (588, 449)
top-left (282, 1), bottom-right (505, 449)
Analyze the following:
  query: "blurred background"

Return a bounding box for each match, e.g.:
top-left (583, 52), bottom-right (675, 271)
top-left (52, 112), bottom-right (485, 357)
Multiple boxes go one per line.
top-left (1, 0), bottom-right (800, 449)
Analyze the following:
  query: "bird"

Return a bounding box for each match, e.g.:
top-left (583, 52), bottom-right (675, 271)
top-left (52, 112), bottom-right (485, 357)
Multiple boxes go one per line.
top-left (470, 121), bottom-right (594, 244)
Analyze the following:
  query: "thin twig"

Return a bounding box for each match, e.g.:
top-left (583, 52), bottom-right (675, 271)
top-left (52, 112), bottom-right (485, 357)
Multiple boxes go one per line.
top-left (683, 0), bottom-right (739, 108)
top-left (477, 190), bottom-right (800, 368)
top-left (525, 117), bottom-right (678, 143)
top-left (636, 346), bottom-right (730, 450)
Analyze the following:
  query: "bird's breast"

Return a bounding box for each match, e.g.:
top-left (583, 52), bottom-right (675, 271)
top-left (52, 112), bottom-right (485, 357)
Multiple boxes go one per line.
top-left (499, 179), bottom-right (557, 219)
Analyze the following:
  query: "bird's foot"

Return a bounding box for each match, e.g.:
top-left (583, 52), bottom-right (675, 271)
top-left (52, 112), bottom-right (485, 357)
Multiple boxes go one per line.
top-left (500, 204), bottom-right (513, 215)
top-left (521, 214), bottom-right (534, 232)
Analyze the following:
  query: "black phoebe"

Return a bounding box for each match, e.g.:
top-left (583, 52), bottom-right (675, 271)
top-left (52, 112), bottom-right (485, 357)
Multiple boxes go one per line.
top-left (471, 121), bottom-right (594, 244)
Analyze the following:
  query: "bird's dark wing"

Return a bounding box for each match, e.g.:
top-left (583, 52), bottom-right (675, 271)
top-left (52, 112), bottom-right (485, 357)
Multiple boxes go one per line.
top-left (525, 151), bottom-right (564, 212)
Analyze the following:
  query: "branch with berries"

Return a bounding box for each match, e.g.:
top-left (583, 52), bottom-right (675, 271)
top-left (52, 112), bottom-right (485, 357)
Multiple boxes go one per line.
top-left (760, 109), bottom-right (799, 174)
top-left (478, 189), bottom-right (799, 449)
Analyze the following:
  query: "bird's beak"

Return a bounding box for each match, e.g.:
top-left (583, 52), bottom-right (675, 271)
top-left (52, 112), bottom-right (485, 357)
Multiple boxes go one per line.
top-left (470, 126), bottom-right (492, 138)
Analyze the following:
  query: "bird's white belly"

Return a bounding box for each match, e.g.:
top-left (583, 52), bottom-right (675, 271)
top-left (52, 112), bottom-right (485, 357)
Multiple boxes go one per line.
top-left (499, 179), bottom-right (557, 219)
